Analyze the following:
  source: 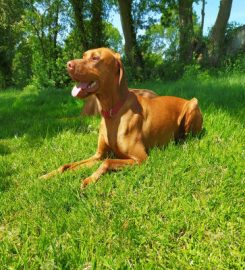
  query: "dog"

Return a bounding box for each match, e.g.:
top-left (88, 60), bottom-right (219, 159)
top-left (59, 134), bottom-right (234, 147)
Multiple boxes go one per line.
top-left (41, 48), bottom-right (203, 189)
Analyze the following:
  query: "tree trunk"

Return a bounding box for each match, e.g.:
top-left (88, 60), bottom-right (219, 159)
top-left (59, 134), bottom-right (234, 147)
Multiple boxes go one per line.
top-left (200, 0), bottom-right (205, 37)
top-left (193, 0), bottom-right (206, 63)
top-left (118, 0), bottom-right (143, 73)
top-left (53, 2), bottom-right (60, 58)
top-left (209, 0), bottom-right (233, 65)
top-left (178, 0), bottom-right (194, 64)
top-left (70, 0), bottom-right (89, 51)
top-left (91, 0), bottom-right (106, 48)
top-left (51, 1), bottom-right (60, 82)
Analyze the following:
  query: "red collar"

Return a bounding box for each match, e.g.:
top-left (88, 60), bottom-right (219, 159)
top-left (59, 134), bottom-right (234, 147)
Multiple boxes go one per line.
top-left (101, 92), bottom-right (129, 118)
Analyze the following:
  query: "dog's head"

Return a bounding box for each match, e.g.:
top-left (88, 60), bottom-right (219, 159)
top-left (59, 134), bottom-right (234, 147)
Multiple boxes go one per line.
top-left (67, 48), bottom-right (125, 99)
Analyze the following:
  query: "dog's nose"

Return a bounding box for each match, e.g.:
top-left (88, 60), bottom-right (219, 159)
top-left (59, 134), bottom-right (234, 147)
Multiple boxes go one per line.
top-left (67, 61), bottom-right (75, 73)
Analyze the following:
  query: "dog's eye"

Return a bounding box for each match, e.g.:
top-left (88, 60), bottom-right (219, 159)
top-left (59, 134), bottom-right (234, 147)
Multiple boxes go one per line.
top-left (91, 56), bottom-right (100, 61)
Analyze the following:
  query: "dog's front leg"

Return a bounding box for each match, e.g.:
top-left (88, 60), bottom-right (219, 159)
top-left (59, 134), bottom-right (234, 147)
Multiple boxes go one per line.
top-left (81, 158), bottom-right (141, 189)
top-left (40, 153), bottom-right (102, 180)
top-left (40, 134), bottom-right (109, 180)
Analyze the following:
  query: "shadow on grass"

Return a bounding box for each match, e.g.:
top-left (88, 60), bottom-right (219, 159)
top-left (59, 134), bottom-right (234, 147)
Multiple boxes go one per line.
top-left (175, 128), bottom-right (207, 145)
top-left (0, 144), bottom-right (11, 155)
top-left (0, 88), bottom-right (96, 140)
top-left (0, 160), bottom-right (14, 192)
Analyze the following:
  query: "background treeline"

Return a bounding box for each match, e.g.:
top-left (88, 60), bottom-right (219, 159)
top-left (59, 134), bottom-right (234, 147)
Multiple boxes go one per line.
top-left (0, 0), bottom-right (244, 89)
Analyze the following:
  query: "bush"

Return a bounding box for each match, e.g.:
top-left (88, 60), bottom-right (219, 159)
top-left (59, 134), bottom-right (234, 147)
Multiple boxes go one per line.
top-left (183, 64), bottom-right (211, 81)
top-left (222, 53), bottom-right (245, 73)
top-left (124, 54), bottom-right (184, 82)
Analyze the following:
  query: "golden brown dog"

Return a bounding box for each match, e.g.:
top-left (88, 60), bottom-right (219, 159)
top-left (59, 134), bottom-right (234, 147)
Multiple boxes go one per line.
top-left (41, 48), bottom-right (203, 188)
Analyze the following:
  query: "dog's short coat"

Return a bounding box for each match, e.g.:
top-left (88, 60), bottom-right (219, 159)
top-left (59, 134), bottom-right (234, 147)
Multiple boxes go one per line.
top-left (41, 48), bottom-right (203, 188)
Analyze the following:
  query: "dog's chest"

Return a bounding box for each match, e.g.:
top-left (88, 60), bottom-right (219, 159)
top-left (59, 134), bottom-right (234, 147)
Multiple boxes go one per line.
top-left (105, 125), bottom-right (128, 154)
top-left (102, 116), bottom-right (139, 157)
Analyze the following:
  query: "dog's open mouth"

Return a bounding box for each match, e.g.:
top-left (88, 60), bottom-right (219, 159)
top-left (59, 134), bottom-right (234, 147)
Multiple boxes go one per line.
top-left (71, 80), bottom-right (98, 98)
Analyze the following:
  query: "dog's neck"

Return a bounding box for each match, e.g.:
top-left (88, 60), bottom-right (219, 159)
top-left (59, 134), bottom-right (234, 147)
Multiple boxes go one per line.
top-left (96, 75), bottom-right (129, 117)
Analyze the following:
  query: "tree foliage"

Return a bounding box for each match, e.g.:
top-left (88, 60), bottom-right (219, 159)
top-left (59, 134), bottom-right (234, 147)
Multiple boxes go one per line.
top-left (0, 0), bottom-right (238, 89)
top-left (0, 0), bottom-right (25, 87)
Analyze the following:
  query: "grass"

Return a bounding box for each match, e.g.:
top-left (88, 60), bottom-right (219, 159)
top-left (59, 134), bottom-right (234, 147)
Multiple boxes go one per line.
top-left (0, 74), bottom-right (244, 269)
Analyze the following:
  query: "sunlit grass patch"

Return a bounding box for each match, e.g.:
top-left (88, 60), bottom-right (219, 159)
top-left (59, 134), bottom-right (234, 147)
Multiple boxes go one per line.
top-left (0, 74), bottom-right (244, 269)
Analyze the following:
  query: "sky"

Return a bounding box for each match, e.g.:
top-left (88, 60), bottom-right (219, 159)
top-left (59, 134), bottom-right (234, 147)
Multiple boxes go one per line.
top-left (110, 0), bottom-right (245, 37)
top-left (194, 0), bottom-right (245, 34)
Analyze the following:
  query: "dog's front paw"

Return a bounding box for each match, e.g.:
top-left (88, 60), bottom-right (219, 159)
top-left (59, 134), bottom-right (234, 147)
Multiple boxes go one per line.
top-left (40, 170), bottom-right (57, 179)
top-left (40, 164), bottom-right (71, 180)
top-left (80, 177), bottom-right (95, 189)
top-left (40, 173), bottom-right (50, 180)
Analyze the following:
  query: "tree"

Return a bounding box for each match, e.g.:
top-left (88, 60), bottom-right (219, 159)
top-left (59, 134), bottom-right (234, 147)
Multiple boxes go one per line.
top-left (0, 0), bottom-right (25, 88)
top-left (69, 0), bottom-right (90, 51)
top-left (70, 0), bottom-right (109, 50)
top-left (91, 0), bottom-right (107, 48)
top-left (21, 0), bottom-right (69, 86)
top-left (178, 0), bottom-right (194, 64)
top-left (209, 0), bottom-right (233, 65)
top-left (104, 22), bottom-right (123, 52)
top-left (200, 0), bottom-right (205, 37)
top-left (118, 0), bottom-right (144, 74)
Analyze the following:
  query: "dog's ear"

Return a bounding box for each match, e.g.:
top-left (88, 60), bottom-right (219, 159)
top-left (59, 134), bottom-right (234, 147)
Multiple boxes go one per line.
top-left (114, 53), bottom-right (124, 87)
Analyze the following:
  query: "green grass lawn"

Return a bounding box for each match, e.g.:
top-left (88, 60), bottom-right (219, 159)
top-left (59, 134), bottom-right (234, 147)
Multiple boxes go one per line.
top-left (0, 74), bottom-right (244, 269)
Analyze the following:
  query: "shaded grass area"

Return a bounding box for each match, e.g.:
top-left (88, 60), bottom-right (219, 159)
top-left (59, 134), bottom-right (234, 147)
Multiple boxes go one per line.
top-left (0, 87), bottom-right (94, 140)
top-left (0, 75), bottom-right (244, 269)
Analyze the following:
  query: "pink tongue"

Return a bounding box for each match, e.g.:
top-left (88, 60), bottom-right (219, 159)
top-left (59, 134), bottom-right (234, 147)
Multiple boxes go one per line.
top-left (71, 82), bottom-right (89, 97)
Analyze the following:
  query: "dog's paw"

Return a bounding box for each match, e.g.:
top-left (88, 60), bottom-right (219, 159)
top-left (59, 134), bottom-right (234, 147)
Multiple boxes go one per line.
top-left (40, 168), bottom-right (61, 180)
top-left (39, 173), bottom-right (49, 180)
top-left (40, 173), bottom-right (52, 180)
top-left (80, 177), bottom-right (95, 189)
